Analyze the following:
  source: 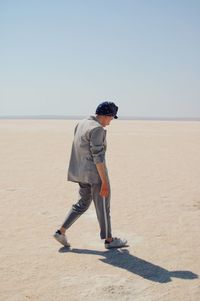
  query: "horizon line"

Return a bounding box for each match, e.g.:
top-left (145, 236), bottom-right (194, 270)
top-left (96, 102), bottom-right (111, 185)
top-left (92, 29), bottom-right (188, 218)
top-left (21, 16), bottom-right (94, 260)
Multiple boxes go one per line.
top-left (0, 115), bottom-right (200, 121)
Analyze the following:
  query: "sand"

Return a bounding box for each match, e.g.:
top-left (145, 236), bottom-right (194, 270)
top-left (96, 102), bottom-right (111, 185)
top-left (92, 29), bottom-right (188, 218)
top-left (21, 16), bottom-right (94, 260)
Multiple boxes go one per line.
top-left (0, 119), bottom-right (200, 301)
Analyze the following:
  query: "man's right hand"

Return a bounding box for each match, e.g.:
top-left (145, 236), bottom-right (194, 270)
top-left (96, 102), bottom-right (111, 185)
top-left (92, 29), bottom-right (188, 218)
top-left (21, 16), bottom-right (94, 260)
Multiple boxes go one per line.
top-left (96, 162), bottom-right (109, 197)
top-left (100, 181), bottom-right (109, 197)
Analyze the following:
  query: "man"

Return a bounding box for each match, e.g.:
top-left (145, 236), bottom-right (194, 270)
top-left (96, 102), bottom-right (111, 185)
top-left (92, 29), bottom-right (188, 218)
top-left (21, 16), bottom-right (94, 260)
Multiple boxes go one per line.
top-left (54, 101), bottom-right (127, 249)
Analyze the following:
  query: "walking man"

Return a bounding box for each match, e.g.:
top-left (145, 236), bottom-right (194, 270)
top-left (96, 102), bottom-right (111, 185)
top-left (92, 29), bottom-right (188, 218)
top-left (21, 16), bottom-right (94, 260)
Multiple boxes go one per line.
top-left (54, 101), bottom-right (127, 249)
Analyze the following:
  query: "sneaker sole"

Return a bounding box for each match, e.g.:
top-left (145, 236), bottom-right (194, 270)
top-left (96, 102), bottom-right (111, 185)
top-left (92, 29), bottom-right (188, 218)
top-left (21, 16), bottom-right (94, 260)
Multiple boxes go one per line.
top-left (105, 244), bottom-right (129, 249)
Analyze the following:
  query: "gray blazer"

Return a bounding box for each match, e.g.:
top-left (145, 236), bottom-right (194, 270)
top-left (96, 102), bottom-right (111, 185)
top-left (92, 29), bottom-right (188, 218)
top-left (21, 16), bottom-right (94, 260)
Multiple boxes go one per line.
top-left (67, 116), bottom-right (107, 184)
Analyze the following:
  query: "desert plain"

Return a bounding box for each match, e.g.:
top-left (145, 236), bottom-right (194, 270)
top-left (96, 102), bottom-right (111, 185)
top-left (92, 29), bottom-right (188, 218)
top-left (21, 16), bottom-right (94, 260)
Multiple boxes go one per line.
top-left (0, 119), bottom-right (200, 301)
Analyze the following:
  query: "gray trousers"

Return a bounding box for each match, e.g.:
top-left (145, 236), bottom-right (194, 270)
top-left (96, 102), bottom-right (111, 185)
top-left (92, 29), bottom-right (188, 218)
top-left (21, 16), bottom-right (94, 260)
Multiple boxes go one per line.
top-left (61, 182), bottom-right (112, 239)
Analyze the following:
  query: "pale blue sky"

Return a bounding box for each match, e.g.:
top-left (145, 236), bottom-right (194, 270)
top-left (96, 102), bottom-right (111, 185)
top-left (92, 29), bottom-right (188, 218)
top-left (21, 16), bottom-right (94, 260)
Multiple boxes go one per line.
top-left (0, 0), bottom-right (200, 118)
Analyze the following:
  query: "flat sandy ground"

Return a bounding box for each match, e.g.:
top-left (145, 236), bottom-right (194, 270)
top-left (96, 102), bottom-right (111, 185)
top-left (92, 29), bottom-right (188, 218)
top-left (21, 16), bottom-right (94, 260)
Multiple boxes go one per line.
top-left (0, 119), bottom-right (200, 301)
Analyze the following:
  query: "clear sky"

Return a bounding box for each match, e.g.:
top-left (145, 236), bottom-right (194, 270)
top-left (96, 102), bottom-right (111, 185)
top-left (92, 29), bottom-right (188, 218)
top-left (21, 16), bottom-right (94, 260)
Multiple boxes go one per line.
top-left (0, 0), bottom-right (200, 118)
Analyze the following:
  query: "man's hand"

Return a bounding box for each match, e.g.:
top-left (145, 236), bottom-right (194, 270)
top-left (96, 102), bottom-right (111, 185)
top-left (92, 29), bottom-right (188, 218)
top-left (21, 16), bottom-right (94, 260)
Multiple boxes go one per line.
top-left (95, 162), bottom-right (109, 197)
top-left (100, 181), bottom-right (109, 197)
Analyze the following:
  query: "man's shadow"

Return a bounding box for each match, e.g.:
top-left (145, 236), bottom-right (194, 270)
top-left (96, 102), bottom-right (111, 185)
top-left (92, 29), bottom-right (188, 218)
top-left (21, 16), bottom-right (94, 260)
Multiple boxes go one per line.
top-left (59, 247), bottom-right (198, 283)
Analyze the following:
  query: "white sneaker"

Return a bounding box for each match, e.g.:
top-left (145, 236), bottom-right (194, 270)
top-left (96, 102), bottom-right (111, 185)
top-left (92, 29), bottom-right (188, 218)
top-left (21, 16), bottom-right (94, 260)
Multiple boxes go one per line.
top-left (105, 237), bottom-right (128, 249)
top-left (53, 230), bottom-right (70, 247)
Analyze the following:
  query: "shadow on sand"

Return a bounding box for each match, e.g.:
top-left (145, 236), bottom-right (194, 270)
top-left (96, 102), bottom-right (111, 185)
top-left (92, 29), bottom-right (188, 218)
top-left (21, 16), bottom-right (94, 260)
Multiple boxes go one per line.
top-left (59, 247), bottom-right (198, 283)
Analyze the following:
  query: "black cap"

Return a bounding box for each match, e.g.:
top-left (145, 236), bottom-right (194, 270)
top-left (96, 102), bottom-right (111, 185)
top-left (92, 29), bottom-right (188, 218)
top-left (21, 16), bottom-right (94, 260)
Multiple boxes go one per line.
top-left (95, 101), bottom-right (118, 119)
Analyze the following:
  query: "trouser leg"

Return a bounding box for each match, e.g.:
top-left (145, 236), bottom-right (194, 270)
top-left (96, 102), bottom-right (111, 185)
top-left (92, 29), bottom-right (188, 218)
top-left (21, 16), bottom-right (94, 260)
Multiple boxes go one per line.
top-left (61, 183), bottom-right (92, 229)
top-left (92, 183), bottom-right (112, 239)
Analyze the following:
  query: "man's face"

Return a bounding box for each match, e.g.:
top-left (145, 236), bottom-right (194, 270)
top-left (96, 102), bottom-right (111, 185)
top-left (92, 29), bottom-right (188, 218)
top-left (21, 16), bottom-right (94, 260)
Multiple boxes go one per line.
top-left (102, 116), bottom-right (114, 127)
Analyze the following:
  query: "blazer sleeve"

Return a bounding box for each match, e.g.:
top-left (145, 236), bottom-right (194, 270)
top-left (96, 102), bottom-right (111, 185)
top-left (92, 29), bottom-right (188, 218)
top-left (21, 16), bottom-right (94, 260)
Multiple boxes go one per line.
top-left (89, 127), bottom-right (106, 164)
